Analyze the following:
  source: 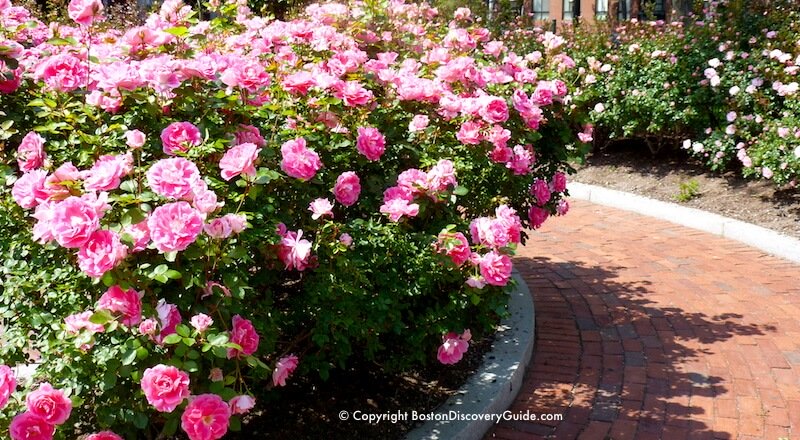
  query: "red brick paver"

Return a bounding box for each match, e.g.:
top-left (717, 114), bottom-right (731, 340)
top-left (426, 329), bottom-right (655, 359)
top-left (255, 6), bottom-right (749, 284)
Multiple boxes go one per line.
top-left (487, 200), bottom-right (800, 440)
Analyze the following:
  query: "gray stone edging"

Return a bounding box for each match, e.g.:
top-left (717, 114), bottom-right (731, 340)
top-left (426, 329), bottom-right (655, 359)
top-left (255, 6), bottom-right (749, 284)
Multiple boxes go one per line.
top-left (405, 270), bottom-right (536, 440)
top-left (568, 182), bottom-right (800, 264)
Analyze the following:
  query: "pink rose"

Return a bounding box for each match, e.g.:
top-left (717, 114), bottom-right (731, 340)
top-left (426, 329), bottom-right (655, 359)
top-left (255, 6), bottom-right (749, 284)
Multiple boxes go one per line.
top-left (147, 202), bottom-right (203, 252)
top-left (234, 124), bottom-right (265, 147)
top-left (556, 199), bottom-right (570, 216)
top-left (9, 412), bottom-right (55, 440)
top-left (229, 395), bottom-right (256, 415)
top-left (125, 130), bottom-right (146, 149)
top-left (86, 432), bottom-right (124, 440)
top-left (123, 220), bottom-right (150, 253)
top-left (181, 394), bottom-right (231, 440)
top-left (437, 330), bottom-right (471, 364)
top-left (333, 172), bottom-right (361, 206)
top-left (436, 232), bottom-right (471, 266)
top-left (309, 198), bottom-right (334, 220)
top-left (531, 179), bottom-right (551, 205)
top-left (146, 158), bottom-right (201, 200)
top-left (277, 229), bottom-right (313, 271)
top-left (227, 315), bottom-right (259, 359)
top-left (223, 213), bottom-right (247, 233)
top-left (512, 89), bottom-right (534, 115)
top-left (41, 163), bottom-right (81, 202)
top-left (280, 138), bottom-right (322, 180)
top-left (427, 159), bottom-right (457, 193)
top-left (17, 132), bottom-right (46, 172)
top-left (507, 145), bottom-right (534, 175)
top-left (356, 127), bottom-right (386, 161)
top-left (478, 96), bottom-right (509, 123)
top-left (208, 368), bottom-right (223, 382)
top-left (35, 53), bottom-right (88, 92)
top-left (138, 318), bottom-right (158, 336)
top-left (273, 354), bottom-right (299, 387)
top-left (161, 122), bottom-right (202, 155)
top-left (155, 299), bottom-right (182, 343)
top-left (12, 170), bottom-right (47, 209)
top-left (282, 71), bottom-right (316, 95)
top-left (339, 233), bottom-right (353, 247)
top-left (204, 217), bottom-right (233, 239)
top-left (141, 365), bottom-right (190, 412)
top-left (479, 251), bottom-right (512, 286)
top-left (68, 0), bottom-right (103, 26)
top-left (551, 172), bottom-right (567, 192)
top-left (84, 153), bottom-right (133, 192)
top-left (51, 196), bottom-right (101, 248)
top-left (97, 285), bottom-right (142, 327)
top-left (0, 365), bottom-right (16, 410)
top-left (409, 115), bottom-right (429, 132)
top-left (456, 121), bottom-right (482, 145)
top-left (380, 198), bottom-right (420, 222)
top-left (78, 230), bottom-right (128, 277)
top-left (220, 142), bottom-right (260, 181)
top-left (528, 205), bottom-right (549, 229)
top-left (333, 80), bottom-right (373, 107)
top-left (531, 82), bottom-right (555, 106)
top-left (26, 383), bottom-right (72, 425)
top-left (65, 311), bottom-right (105, 335)
top-left (190, 314), bottom-right (213, 333)
top-left (191, 182), bottom-right (219, 215)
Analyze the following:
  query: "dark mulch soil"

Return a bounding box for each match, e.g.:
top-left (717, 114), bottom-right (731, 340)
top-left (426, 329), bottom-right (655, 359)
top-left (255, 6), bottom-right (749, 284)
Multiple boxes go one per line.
top-left (226, 334), bottom-right (495, 440)
top-left (572, 140), bottom-right (800, 239)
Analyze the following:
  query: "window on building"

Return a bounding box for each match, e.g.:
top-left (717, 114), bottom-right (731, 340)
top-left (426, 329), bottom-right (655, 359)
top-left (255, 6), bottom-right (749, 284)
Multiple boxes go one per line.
top-left (618, 0), bottom-right (631, 20)
top-left (563, 0), bottom-right (574, 20)
top-left (596, 0), bottom-right (609, 19)
top-left (532, 0), bottom-right (549, 20)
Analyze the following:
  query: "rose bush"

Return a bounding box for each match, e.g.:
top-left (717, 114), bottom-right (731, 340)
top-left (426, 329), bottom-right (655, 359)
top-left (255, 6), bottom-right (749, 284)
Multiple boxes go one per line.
top-left (0, 0), bottom-right (584, 437)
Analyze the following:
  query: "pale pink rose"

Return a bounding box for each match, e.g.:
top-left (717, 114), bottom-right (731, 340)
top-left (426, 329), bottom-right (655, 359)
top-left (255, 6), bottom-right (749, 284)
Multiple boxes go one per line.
top-left (339, 233), bottom-right (353, 247)
top-left (466, 276), bottom-right (486, 289)
top-left (141, 364), bottom-right (190, 412)
top-left (204, 217), bottom-right (233, 239)
top-left (147, 202), bottom-right (203, 252)
top-left (41, 162), bottom-right (81, 202)
top-left (282, 71), bottom-right (316, 95)
top-left (333, 172), bottom-right (361, 206)
top-left (479, 251), bottom-right (512, 286)
top-left (68, 0), bottom-right (103, 25)
top-left (85, 431), bottom-right (123, 440)
top-left (456, 121), bottom-right (482, 145)
top-left (512, 89), bottom-right (534, 115)
top-left (161, 122), bottom-right (202, 155)
top-left (223, 213), bottom-right (247, 233)
top-left (17, 132), bottom-right (46, 173)
top-left (763, 167), bottom-right (773, 179)
top-left (495, 205), bottom-right (522, 245)
top-left (51, 196), bottom-right (101, 248)
top-left (508, 145), bottom-right (534, 175)
top-left (65, 311), bottom-right (105, 335)
top-left (409, 115), bottom-right (429, 132)
top-left (531, 179), bottom-right (551, 205)
top-left (9, 412), bottom-right (55, 440)
top-left (191, 182), bottom-right (220, 215)
top-left (190, 314), bottom-right (213, 333)
top-left (208, 368), bottom-right (224, 382)
top-left (181, 394), bottom-right (231, 440)
top-left (333, 80), bottom-right (373, 107)
top-left (227, 315), bottom-right (260, 358)
top-left (234, 125), bottom-right (265, 147)
top-left (427, 159), bottom-right (457, 193)
top-left (138, 318), bottom-right (158, 336)
top-left (220, 142), bottom-right (261, 181)
top-left (486, 125), bottom-right (511, 149)
top-left (155, 299), bottom-right (182, 344)
top-left (273, 354), bottom-right (299, 387)
top-left (146, 158), bottom-right (201, 200)
top-left (0, 365), bottom-right (16, 410)
top-left (380, 198), bottom-right (420, 222)
top-left (556, 199), bottom-right (570, 216)
top-left (531, 82), bottom-right (555, 106)
top-left (437, 330), bottom-right (470, 364)
top-left (97, 285), bottom-right (142, 326)
top-left (78, 230), bottom-right (128, 277)
top-left (397, 169), bottom-right (428, 194)
top-left (479, 96), bottom-right (509, 123)
top-left (469, 217), bottom-right (511, 249)
top-left (277, 229), bottom-right (313, 271)
top-left (125, 130), bottom-right (146, 149)
top-left (84, 153), bottom-right (133, 192)
top-left (124, 220), bottom-right (150, 253)
top-left (309, 198), bottom-right (334, 220)
top-left (229, 395), bottom-right (256, 415)
top-left (528, 205), bottom-right (549, 229)
top-left (436, 232), bottom-right (471, 266)
top-left (26, 383), bottom-right (72, 425)
top-left (356, 127), bottom-right (386, 161)
top-left (35, 53), bottom-right (88, 92)
top-left (280, 138), bottom-right (322, 180)
top-left (12, 170), bottom-right (47, 209)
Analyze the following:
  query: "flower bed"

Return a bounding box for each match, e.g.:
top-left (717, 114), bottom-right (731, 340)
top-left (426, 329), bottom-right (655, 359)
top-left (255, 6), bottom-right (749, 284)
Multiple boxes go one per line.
top-left (0, 0), bottom-right (582, 438)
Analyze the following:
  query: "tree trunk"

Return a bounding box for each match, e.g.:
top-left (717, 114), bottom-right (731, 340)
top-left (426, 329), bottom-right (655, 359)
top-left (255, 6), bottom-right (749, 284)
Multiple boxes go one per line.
top-left (630, 0), bottom-right (641, 19)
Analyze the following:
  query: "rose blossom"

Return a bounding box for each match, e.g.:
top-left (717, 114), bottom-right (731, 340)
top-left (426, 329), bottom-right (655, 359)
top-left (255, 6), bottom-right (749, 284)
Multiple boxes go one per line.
top-left (65, 311), bottom-right (105, 335)
top-left (68, 0), bottom-right (103, 26)
top-left (436, 232), bottom-right (471, 266)
top-left (273, 354), bottom-right (299, 387)
top-left (227, 315), bottom-right (260, 358)
top-left (155, 299), bottom-right (182, 344)
top-left (146, 158), bottom-right (202, 200)
top-left (531, 179), bottom-right (551, 205)
top-left (208, 368), bottom-right (224, 382)
top-left (551, 171), bottom-right (567, 192)
top-left (9, 412), bottom-right (55, 440)
top-left (35, 53), bottom-right (88, 93)
top-left (456, 121), bottom-right (482, 145)
top-left (97, 285), bottom-right (142, 327)
top-left (528, 205), bottom-right (549, 229)
top-left (181, 394), bottom-right (231, 440)
top-left (190, 314), bottom-right (213, 333)
top-left (51, 196), bottom-right (101, 248)
top-left (356, 127), bottom-right (386, 161)
top-left (409, 115), bottom-right (429, 132)
top-left (0, 365), bottom-right (16, 410)
top-left (478, 95), bottom-right (509, 123)
top-left (479, 251), bottom-right (512, 286)
top-left (84, 153), bottom-right (133, 192)
top-left (124, 220), bottom-right (150, 252)
top-left (147, 202), bottom-right (203, 252)
top-left (280, 138), bottom-right (322, 180)
top-left (86, 432), bottom-right (124, 440)
top-left (17, 132), bottom-right (46, 172)
top-left (234, 124), bottom-right (265, 147)
top-left (229, 395), bottom-right (256, 415)
top-left (204, 217), bottom-right (233, 239)
top-left (12, 170), bottom-right (47, 209)
top-left (437, 330), bottom-right (471, 364)
top-left (141, 365), bottom-right (190, 412)
top-left (219, 142), bottom-right (261, 181)
top-left (333, 171), bottom-right (361, 206)
top-left (125, 130), bottom-right (146, 149)
top-left (26, 383), bottom-right (72, 425)
top-left (339, 233), bottom-right (353, 247)
top-left (380, 198), bottom-right (420, 222)
top-left (277, 228), bottom-right (313, 270)
top-left (41, 162), bottom-right (81, 202)
top-left (161, 122), bottom-right (202, 155)
top-left (138, 318), bottom-right (158, 336)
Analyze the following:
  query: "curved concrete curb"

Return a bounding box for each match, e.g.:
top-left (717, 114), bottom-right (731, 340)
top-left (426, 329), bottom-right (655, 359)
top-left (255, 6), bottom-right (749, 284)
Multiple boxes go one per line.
top-left (405, 271), bottom-right (535, 440)
top-left (568, 182), bottom-right (800, 264)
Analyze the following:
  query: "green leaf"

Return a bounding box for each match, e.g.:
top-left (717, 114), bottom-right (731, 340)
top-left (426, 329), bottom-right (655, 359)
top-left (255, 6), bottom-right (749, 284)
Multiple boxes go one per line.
top-left (101, 370), bottom-right (117, 390)
top-left (229, 417), bottom-right (242, 432)
top-left (133, 412), bottom-right (149, 429)
top-left (121, 349), bottom-right (137, 366)
top-left (183, 360), bottom-right (199, 372)
top-left (175, 324), bottom-right (191, 338)
top-left (89, 310), bottom-right (113, 325)
top-left (164, 26), bottom-right (189, 37)
top-left (162, 417), bottom-right (179, 436)
top-left (164, 252), bottom-right (177, 262)
top-left (182, 337), bottom-right (195, 346)
top-left (207, 333), bottom-right (229, 346)
top-left (453, 186), bottom-right (469, 196)
top-left (165, 269), bottom-right (182, 280)
top-left (162, 334), bottom-right (182, 345)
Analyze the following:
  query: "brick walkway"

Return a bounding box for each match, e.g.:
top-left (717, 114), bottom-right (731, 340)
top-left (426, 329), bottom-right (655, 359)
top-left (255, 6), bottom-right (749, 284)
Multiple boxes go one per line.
top-left (488, 200), bottom-right (800, 440)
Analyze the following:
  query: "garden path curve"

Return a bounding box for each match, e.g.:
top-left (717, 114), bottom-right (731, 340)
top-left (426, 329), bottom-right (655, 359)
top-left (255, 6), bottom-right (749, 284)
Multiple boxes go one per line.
top-left (487, 199), bottom-right (800, 440)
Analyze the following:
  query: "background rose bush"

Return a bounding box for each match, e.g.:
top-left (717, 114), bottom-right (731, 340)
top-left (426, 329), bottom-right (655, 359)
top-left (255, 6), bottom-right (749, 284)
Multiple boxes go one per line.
top-left (0, 0), bottom-right (584, 437)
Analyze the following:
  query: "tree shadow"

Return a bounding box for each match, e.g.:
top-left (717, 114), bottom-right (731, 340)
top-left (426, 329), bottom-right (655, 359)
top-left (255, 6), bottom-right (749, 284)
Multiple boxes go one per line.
top-left (490, 256), bottom-right (778, 439)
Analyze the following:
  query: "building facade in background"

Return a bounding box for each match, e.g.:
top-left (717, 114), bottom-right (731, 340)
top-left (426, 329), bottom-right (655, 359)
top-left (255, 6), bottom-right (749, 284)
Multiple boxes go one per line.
top-left (525, 0), bottom-right (687, 25)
